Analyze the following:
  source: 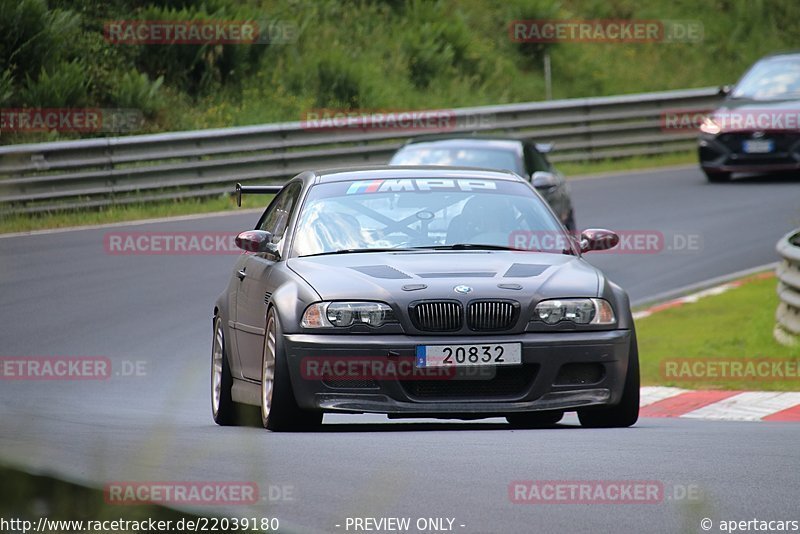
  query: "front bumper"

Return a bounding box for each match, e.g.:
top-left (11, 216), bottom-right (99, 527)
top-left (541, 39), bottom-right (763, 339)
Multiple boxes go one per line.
top-left (283, 329), bottom-right (631, 416)
top-left (699, 132), bottom-right (800, 173)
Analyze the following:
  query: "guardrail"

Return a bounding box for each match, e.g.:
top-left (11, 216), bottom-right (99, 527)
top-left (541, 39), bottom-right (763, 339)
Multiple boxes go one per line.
top-left (0, 86), bottom-right (722, 214)
top-left (775, 229), bottom-right (800, 346)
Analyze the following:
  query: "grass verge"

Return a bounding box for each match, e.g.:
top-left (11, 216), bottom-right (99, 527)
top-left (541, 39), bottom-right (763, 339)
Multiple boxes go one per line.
top-left (0, 194), bottom-right (272, 234)
top-left (559, 150), bottom-right (695, 177)
top-left (637, 273), bottom-right (800, 391)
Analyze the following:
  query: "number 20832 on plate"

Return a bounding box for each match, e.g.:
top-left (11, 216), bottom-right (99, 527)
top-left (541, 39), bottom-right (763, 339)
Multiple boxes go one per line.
top-left (415, 343), bottom-right (522, 368)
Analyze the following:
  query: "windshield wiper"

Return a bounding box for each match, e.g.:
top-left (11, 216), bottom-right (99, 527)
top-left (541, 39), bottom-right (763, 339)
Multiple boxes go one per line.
top-left (303, 242), bottom-right (576, 257)
top-left (301, 247), bottom-right (414, 257)
top-left (413, 243), bottom-right (522, 251)
top-left (411, 243), bottom-right (576, 255)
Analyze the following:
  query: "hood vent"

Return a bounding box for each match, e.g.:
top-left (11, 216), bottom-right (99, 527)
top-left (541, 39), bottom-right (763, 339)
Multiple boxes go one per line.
top-left (503, 263), bottom-right (548, 278)
top-left (416, 271), bottom-right (496, 278)
top-left (351, 265), bottom-right (412, 279)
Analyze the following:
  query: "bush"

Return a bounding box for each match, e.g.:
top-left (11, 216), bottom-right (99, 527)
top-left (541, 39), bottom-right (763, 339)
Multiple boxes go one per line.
top-left (111, 70), bottom-right (164, 116)
top-left (18, 61), bottom-right (89, 107)
top-left (0, 0), bottom-right (82, 84)
top-left (0, 69), bottom-right (12, 106)
top-left (313, 54), bottom-right (367, 108)
top-left (4, 0), bottom-right (800, 142)
top-left (507, 0), bottom-right (562, 70)
top-left (131, 4), bottom-right (267, 96)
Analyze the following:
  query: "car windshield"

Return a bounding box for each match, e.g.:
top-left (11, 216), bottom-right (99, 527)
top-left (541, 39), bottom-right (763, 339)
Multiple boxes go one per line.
top-left (291, 177), bottom-right (569, 257)
top-left (731, 56), bottom-right (800, 100)
top-left (389, 145), bottom-right (525, 175)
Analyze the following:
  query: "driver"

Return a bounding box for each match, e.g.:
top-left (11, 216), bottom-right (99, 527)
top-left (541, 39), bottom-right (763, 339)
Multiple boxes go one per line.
top-left (446, 195), bottom-right (517, 244)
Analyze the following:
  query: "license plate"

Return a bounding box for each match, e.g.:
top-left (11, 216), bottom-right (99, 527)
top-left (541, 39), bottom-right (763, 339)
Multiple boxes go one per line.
top-left (742, 139), bottom-right (774, 153)
top-left (415, 343), bottom-right (522, 368)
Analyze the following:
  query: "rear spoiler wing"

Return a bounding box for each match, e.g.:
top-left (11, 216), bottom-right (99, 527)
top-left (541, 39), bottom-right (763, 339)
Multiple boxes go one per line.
top-left (235, 182), bottom-right (284, 207)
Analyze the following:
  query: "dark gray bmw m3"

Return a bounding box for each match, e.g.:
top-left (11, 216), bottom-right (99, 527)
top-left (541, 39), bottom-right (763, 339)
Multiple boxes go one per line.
top-left (212, 166), bottom-right (639, 431)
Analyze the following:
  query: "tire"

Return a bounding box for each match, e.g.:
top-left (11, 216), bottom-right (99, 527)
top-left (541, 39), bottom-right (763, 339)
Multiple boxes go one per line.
top-left (506, 411), bottom-right (563, 429)
top-left (261, 309), bottom-right (322, 431)
top-left (212, 315), bottom-right (239, 426)
top-left (704, 170), bottom-right (731, 183)
top-left (578, 330), bottom-right (640, 428)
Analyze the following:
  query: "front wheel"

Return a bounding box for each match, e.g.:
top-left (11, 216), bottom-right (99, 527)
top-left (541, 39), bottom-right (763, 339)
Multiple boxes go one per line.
top-left (212, 315), bottom-right (239, 426)
top-left (704, 170), bottom-right (731, 183)
top-left (261, 309), bottom-right (322, 431)
top-left (577, 330), bottom-right (640, 428)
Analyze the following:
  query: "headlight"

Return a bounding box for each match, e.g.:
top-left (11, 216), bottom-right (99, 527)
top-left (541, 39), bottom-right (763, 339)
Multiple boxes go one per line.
top-left (532, 298), bottom-right (615, 325)
top-left (301, 302), bottom-right (397, 328)
top-left (699, 116), bottom-right (721, 135)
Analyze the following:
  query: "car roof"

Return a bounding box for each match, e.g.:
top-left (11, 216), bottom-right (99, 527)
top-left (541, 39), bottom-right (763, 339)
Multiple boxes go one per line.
top-left (311, 165), bottom-right (526, 184)
top-left (402, 134), bottom-right (525, 148)
top-left (756, 50), bottom-right (800, 61)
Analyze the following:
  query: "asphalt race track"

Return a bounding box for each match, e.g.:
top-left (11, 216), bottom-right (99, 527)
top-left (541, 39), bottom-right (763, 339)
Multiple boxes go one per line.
top-left (1, 166), bottom-right (799, 533)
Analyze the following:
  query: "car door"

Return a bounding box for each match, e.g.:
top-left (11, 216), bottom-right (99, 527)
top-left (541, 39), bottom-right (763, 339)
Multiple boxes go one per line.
top-left (233, 182), bottom-right (302, 380)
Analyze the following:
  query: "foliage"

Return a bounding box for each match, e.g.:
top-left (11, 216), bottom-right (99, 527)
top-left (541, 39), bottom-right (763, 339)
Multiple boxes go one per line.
top-left (2, 0), bottom-right (800, 140)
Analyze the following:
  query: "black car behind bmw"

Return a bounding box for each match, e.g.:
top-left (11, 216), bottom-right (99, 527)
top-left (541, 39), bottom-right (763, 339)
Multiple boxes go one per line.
top-left (699, 51), bottom-right (800, 182)
top-left (389, 135), bottom-right (576, 230)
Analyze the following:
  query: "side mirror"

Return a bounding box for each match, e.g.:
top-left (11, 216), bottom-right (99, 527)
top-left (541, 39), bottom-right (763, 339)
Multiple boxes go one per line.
top-left (532, 171), bottom-right (558, 189)
top-left (580, 228), bottom-right (619, 253)
top-left (718, 85), bottom-right (732, 97)
top-left (235, 230), bottom-right (277, 254)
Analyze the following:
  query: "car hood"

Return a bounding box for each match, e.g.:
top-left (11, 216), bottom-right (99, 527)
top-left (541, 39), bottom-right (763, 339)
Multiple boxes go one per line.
top-left (712, 98), bottom-right (800, 132)
top-left (287, 251), bottom-right (600, 303)
top-left (718, 97), bottom-right (800, 111)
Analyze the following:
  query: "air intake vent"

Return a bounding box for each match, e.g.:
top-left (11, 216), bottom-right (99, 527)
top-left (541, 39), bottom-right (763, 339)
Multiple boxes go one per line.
top-left (322, 378), bottom-right (379, 389)
top-left (401, 365), bottom-right (538, 399)
top-left (467, 300), bottom-right (519, 331)
top-left (409, 301), bottom-right (463, 332)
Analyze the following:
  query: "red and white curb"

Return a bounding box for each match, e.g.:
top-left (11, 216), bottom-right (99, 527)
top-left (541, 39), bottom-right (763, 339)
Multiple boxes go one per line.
top-left (640, 386), bottom-right (800, 422)
top-left (634, 271), bottom-right (799, 422)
